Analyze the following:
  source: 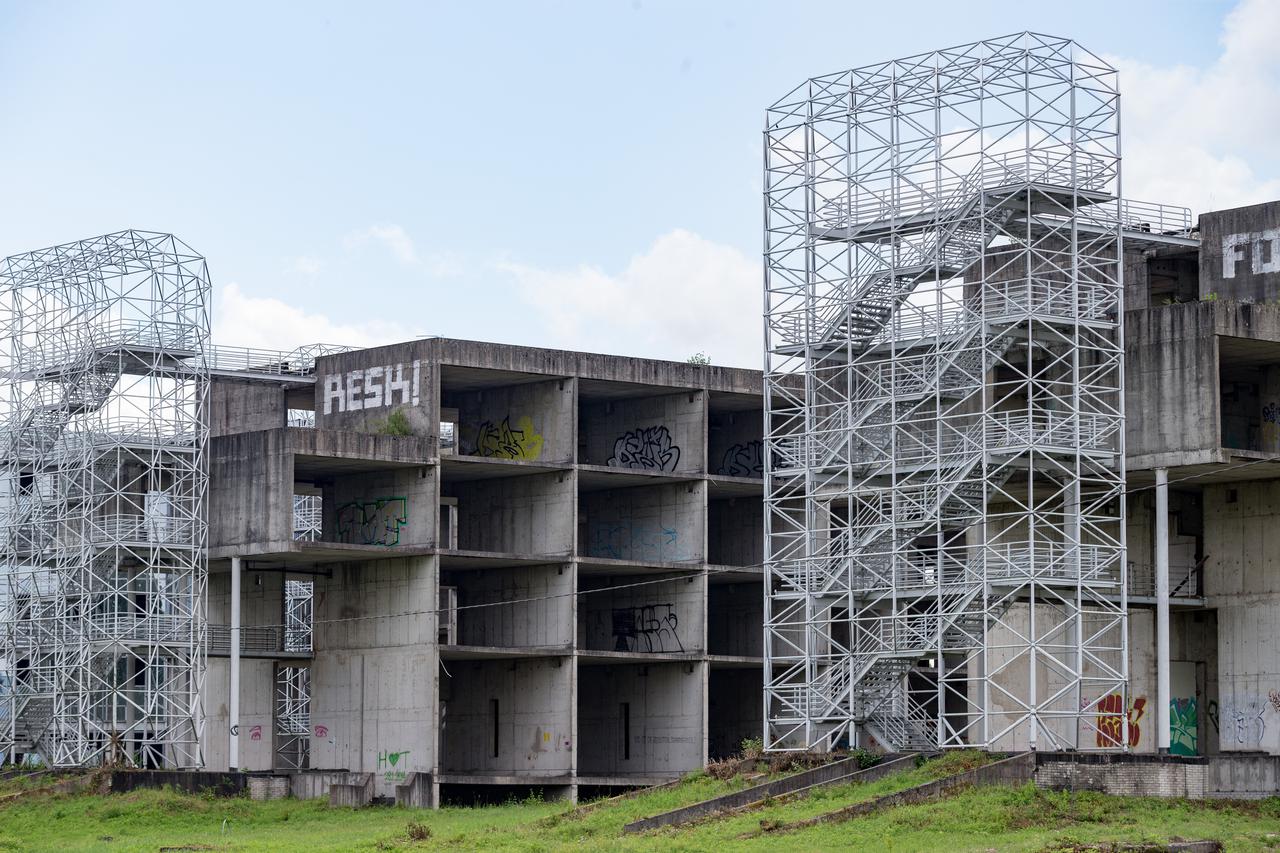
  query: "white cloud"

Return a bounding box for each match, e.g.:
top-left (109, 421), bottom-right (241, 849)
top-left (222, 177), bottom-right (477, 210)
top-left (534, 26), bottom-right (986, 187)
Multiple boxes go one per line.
top-left (498, 229), bottom-right (761, 368)
top-left (342, 223), bottom-right (465, 276)
top-left (1114, 0), bottom-right (1280, 215)
top-left (291, 256), bottom-right (323, 276)
top-left (213, 281), bottom-right (410, 351)
top-left (343, 224), bottom-right (419, 265)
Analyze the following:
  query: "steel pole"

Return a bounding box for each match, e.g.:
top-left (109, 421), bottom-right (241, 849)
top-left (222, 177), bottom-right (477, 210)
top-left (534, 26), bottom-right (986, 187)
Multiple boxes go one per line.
top-left (1155, 468), bottom-right (1170, 753)
top-left (230, 556), bottom-right (242, 769)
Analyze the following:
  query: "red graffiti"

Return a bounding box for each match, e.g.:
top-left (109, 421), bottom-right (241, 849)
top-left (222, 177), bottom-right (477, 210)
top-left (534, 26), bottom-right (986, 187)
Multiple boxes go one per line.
top-left (1095, 693), bottom-right (1146, 748)
top-left (249, 725), bottom-right (263, 742)
top-left (314, 724), bottom-right (328, 739)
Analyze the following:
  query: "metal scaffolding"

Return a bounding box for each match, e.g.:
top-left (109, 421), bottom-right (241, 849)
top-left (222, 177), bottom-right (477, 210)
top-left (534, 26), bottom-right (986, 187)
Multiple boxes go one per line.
top-left (763, 34), bottom-right (1174, 751)
top-left (0, 231), bottom-right (210, 768)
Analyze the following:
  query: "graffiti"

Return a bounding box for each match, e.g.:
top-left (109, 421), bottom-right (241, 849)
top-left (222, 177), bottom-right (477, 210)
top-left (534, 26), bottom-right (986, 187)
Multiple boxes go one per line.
top-left (611, 603), bottom-right (684, 653)
top-left (249, 725), bottom-right (263, 742)
top-left (590, 522), bottom-right (684, 562)
top-left (464, 415), bottom-right (544, 460)
top-left (323, 361), bottom-right (421, 415)
top-left (1223, 702), bottom-right (1267, 746)
top-left (1270, 691), bottom-right (1280, 714)
top-left (1094, 693), bottom-right (1146, 748)
top-left (314, 724), bottom-right (328, 739)
top-left (1207, 699), bottom-right (1220, 735)
top-left (1265, 403), bottom-right (1280, 426)
top-left (337, 497), bottom-right (409, 546)
top-left (1170, 698), bottom-right (1198, 756)
top-left (378, 749), bottom-right (410, 783)
top-left (607, 425), bottom-right (681, 472)
top-left (1222, 229), bottom-right (1280, 278)
top-left (717, 440), bottom-right (764, 477)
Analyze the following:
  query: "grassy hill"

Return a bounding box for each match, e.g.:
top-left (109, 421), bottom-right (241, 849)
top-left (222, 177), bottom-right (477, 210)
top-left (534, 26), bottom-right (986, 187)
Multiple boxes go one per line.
top-left (2, 755), bottom-right (1279, 851)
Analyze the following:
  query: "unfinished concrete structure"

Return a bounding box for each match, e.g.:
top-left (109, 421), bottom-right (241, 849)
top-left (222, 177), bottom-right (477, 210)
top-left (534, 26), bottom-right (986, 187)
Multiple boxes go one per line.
top-left (202, 339), bottom-right (764, 803)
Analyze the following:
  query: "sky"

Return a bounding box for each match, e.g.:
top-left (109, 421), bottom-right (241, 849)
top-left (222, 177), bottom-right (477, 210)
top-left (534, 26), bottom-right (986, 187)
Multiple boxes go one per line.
top-left (0, 0), bottom-right (1276, 368)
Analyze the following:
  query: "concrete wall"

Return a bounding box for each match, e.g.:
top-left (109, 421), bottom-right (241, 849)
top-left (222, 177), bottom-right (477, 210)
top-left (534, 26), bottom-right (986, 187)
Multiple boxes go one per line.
top-left (983, 603), bottom-right (1148, 752)
top-left (326, 466), bottom-right (436, 548)
top-left (578, 574), bottom-right (704, 654)
top-left (579, 482), bottom-right (705, 562)
top-left (447, 472), bottom-right (575, 555)
top-left (209, 430), bottom-right (294, 550)
top-left (577, 662), bottom-right (705, 776)
top-left (315, 340), bottom-right (439, 438)
top-left (708, 498), bottom-right (763, 567)
top-left (1203, 480), bottom-right (1280, 755)
top-left (708, 410), bottom-right (763, 477)
top-left (439, 657), bottom-right (573, 775)
top-left (1124, 304), bottom-right (1221, 471)
top-left (707, 582), bottom-right (763, 657)
top-left (708, 668), bottom-right (764, 760)
top-left (444, 564), bottom-right (574, 648)
top-left (580, 392), bottom-right (706, 473)
top-left (309, 556), bottom-right (436, 798)
top-left (202, 658), bottom-right (275, 771)
top-left (211, 380), bottom-right (286, 437)
top-left (1200, 201), bottom-right (1280, 302)
top-left (448, 379), bottom-right (574, 464)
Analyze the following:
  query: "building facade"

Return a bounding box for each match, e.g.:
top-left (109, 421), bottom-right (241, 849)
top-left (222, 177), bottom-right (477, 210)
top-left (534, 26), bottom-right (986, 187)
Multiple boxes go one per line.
top-left (202, 339), bottom-right (765, 803)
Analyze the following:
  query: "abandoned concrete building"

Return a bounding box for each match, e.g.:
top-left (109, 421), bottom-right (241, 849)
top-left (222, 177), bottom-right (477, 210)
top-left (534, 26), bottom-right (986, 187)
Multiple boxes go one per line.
top-left (202, 339), bottom-right (765, 803)
top-left (5, 37), bottom-right (1280, 805)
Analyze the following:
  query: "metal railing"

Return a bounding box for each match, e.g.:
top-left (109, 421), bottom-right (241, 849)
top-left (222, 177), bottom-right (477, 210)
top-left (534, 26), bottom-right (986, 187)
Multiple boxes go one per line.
top-left (206, 343), bottom-right (353, 377)
top-left (207, 624), bottom-right (312, 657)
top-left (1128, 561), bottom-right (1202, 599)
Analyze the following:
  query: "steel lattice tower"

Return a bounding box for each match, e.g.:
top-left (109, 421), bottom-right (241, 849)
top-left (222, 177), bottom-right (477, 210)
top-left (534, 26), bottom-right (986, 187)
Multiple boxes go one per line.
top-left (764, 34), bottom-right (1143, 752)
top-left (0, 231), bottom-right (210, 768)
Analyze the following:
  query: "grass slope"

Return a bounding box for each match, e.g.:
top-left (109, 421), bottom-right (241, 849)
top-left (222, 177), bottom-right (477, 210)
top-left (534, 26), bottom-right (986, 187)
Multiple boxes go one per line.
top-left (1, 756), bottom-right (1279, 852)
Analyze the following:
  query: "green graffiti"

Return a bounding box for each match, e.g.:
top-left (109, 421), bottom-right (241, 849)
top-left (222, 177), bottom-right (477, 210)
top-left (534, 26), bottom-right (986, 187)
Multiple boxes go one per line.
top-left (336, 497), bottom-right (409, 546)
top-left (1170, 697), bottom-right (1198, 756)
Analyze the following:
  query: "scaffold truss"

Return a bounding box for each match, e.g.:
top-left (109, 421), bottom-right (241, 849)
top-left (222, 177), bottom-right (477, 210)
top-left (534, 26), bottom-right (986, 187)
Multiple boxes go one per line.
top-left (0, 230), bottom-right (210, 768)
top-left (763, 33), bottom-right (1153, 752)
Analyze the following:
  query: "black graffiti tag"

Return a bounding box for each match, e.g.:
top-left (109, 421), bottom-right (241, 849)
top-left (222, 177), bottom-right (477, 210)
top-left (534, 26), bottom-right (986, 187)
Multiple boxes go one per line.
top-left (607, 425), bottom-right (681, 472)
top-left (717, 440), bottom-right (763, 477)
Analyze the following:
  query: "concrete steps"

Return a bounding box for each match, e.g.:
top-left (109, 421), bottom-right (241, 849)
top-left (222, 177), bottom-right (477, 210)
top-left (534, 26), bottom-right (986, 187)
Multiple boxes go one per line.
top-left (623, 752), bottom-right (922, 833)
top-left (745, 751), bottom-right (1034, 837)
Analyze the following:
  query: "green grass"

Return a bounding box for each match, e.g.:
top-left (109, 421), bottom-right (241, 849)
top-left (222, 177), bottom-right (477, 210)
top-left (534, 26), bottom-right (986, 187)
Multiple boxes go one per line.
top-left (2, 759), bottom-right (1280, 852)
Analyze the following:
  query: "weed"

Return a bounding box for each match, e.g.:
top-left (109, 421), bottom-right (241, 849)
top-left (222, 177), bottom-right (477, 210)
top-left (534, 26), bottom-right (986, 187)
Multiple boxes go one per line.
top-left (374, 408), bottom-right (414, 436)
top-left (406, 820), bottom-right (432, 841)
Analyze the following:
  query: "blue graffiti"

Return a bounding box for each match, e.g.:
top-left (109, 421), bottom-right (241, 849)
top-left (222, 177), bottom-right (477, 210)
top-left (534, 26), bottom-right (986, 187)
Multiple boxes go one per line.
top-left (589, 522), bottom-right (684, 561)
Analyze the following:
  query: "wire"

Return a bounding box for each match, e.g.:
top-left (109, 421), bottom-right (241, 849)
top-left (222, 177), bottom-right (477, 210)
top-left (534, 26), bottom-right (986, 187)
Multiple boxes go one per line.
top-left (249, 454), bottom-right (1280, 632)
top-left (286, 562), bottom-right (760, 629)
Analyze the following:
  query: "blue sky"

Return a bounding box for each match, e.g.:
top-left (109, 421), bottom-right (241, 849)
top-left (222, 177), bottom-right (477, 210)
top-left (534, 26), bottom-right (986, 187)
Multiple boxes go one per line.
top-left (1, 0), bottom-right (1273, 366)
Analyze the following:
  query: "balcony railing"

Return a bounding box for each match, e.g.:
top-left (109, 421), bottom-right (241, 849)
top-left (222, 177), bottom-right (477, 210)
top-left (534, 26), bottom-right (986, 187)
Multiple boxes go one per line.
top-left (1128, 560), bottom-right (1202, 599)
top-left (207, 624), bottom-right (312, 657)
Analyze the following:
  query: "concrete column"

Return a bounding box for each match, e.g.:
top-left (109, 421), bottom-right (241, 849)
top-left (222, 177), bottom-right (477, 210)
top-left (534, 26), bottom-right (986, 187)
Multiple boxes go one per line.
top-left (1261, 367), bottom-right (1280, 453)
top-left (230, 556), bottom-right (242, 770)
top-left (1155, 468), bottom-right (1171, 754)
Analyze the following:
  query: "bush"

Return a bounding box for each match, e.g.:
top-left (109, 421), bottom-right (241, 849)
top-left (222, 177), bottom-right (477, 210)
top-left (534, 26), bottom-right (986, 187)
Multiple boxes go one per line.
top-left (740, 737), bottom-right (764, 761)
top-left (375, 408), bottom-right (414, 436)
top-left (406, 820), bottom-right (431, 841)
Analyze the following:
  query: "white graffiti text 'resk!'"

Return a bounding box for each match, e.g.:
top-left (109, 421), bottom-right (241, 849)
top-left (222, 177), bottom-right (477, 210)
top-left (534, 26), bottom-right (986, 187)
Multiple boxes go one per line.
top-left (323, 360), bottom-right (421, 414)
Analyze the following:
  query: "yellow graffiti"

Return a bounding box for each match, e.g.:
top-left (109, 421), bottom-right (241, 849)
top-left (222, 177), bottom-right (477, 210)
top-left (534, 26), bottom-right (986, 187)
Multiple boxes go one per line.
top-left (465, 415), bottom-right (544, 460)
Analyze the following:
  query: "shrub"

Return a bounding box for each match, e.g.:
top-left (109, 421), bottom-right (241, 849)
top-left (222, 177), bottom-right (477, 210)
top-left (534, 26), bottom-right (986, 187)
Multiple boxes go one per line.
top-left (375, 408), bottom-right (414, 436)
top-left (406, 820), bottom-right (432, 841)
